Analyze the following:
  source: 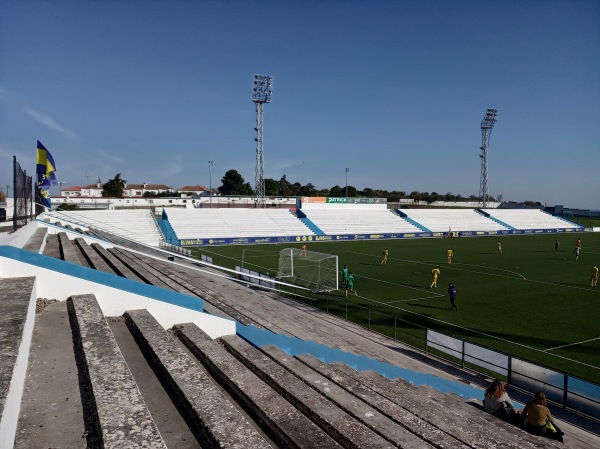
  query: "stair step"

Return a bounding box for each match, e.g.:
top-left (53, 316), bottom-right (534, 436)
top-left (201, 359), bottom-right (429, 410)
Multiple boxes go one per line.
top-left (69, 294), bottom-right (166, 448)
top-left (220, 334), bottom-right (394, 449)
top-left (174, 322), bottom-right (341, 449)
top-left (124, 309), bottom-right (271, 449)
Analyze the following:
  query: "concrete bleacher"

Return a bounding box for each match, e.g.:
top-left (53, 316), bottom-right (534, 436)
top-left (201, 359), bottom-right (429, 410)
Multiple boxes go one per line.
top-left (1, 222), bottom-right (598, 448)
top-left (0, 277), bottom-right (36, 449)
top-left (482, 208), bottom-right (584, 230)
top-left (165, 207), bottom-right (313, 240)
top-left (46, 209), bottom-right (164, 246)
top-left (304, 207), bottom-right (422, 235)
top-left (401, 208), bottom-right (510, 233)
top-left (68, 294), bottom-right (166, 448)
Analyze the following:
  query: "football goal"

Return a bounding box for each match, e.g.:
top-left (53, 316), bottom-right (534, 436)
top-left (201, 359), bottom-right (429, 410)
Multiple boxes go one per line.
top-left (277, 248), bottom-right (338, 292)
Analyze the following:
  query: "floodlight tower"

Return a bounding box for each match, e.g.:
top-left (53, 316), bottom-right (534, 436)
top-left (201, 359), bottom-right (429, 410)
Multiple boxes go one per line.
top-left (479, 108), bottom-right (498, 208)
top-left (251, 74), bottom-right (274, 206)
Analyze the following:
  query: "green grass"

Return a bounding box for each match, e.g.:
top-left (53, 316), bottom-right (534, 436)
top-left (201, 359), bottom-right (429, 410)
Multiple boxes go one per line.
top-left (570, 217), bottom-right (600, 228)
top-left (192, 232), bottom-right (600, 384)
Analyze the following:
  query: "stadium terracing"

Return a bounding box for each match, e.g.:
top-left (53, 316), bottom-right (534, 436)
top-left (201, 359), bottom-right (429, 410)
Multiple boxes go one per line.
top-left (44, 202), bottom-right (584, 248)
top-left (0, 204), bottom-right (597, 448)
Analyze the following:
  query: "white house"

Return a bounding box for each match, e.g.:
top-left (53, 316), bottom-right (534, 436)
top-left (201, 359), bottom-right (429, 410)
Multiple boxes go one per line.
top-left (60, 183), bottom-right (173, 198)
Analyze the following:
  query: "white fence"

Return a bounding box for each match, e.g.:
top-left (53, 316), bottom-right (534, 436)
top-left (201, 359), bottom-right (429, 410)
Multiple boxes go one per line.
top-left (427, 330), bottom-right (600, 419)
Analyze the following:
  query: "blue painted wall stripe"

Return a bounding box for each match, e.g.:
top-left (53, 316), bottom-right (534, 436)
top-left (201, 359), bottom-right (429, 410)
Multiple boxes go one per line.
top-left (0, 246), bottom-right (203, 312)
top-left (235, 322), bottom-right (494, 401)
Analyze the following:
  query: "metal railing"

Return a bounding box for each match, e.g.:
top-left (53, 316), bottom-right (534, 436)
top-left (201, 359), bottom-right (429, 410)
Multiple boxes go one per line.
top-left (285, 291), bottom-right (600, 420)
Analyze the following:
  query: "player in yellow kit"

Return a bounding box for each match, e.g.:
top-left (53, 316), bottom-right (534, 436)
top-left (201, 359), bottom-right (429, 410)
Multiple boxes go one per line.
top-left (300, 243), bottom-right (307, 257)
top-left (497, 241), bottom-right (503, 255)
top-left (447, 248), bottom-right (453, 265)
top-left (592, 264), bottom-right (599, 287)
top-left (431, 266), bottom-right (441, 288)
top-left (381, 249), bottom-right (388, 265)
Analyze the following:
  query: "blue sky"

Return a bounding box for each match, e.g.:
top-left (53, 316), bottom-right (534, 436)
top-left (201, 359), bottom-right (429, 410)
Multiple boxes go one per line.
top-left (1, 1), bottom-right (598, 208)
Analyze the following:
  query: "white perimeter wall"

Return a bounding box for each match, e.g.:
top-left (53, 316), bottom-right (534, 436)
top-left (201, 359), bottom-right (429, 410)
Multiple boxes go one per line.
top-left (0, 254), bottom-right (235, 339)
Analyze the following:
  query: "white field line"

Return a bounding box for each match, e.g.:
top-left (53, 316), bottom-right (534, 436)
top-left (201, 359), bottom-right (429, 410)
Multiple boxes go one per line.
top-left (543, 336), bottom-right (600, 352)
top-left (356, 273), bottom-right (445, 298)
top-left (348, 250), bottom-right (600, 294)
top-left (385, 295), bottom-right (444, 304)
top-left (343, 250), bottom-right (600, 368)
top-left (349, 290), bottom-right (600, 370)
top-left (344, 250), bottom-right (527, 280)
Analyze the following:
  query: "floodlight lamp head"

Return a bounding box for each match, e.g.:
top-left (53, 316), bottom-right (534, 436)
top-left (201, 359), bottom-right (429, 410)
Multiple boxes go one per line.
top-left (481, 108), bottom-right (498, 129)
top-left (251, 74), bottom-right (274, 103)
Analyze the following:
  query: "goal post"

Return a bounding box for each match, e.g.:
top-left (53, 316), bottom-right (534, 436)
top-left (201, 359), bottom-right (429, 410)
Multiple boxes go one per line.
top-left (277, 248), bottom-right (338, 292)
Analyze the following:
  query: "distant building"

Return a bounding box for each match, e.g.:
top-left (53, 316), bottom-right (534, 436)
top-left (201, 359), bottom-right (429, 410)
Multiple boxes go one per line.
top-left (178, 185), bottom-right (213, 198)
top-left (60, 182), bottom-right (173, 198)
top-left (125, 183), bottom-right (172, 197)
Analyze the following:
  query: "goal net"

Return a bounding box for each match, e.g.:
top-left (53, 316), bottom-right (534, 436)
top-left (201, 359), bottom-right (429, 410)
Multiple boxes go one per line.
top-left (277, 248), bottom-right (338, 292)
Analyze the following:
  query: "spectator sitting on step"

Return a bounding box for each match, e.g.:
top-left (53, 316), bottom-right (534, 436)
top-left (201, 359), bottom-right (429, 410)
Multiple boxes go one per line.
top-left (521, 391), bottom-right (564, 442)
top-left (483, 379), bottom-right (519, 423)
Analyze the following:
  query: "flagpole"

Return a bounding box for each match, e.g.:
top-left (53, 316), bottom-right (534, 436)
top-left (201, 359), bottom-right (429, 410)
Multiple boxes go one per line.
top-left (13, 155), bottom-right (17, 232)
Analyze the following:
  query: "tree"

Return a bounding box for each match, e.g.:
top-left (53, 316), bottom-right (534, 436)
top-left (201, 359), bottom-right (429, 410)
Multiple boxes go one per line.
top-left (264, 178), bottom-right (279, 196)
top-left (56, 203), bottom-right (79, 211)
top-left (102, 173), bottom-right (126, 197)
top-left (300, 183), bottom-right (317, 196)
top-left (218, 169), bottom-right (253, 195)
top-left (278, 175), bottom-right (292, 196)
top-left (328, 185), bottom-right (343, 197)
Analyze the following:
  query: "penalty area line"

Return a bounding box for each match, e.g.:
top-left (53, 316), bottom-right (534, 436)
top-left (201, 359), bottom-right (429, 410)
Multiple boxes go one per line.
top-left (384, 296), bottom-right (444, 304)
top-left (543, 336), bottom-right (600, 352)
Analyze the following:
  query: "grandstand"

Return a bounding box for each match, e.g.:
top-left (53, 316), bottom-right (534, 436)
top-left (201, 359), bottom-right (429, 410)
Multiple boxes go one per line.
top-left (46, 209), bottom-right (164, 246)
top-left (0, 214), bottom-right (597, 448)
top-left (40, 206), bottom-right (584, 249)
top-left (401, 208), bottom-right (510, 233)
top-left (164, 207), bottom-right (313, 240)
top-left (483, 208), bottom-right (584, 230)
top-left (303, 206), bottom-right (422, 234)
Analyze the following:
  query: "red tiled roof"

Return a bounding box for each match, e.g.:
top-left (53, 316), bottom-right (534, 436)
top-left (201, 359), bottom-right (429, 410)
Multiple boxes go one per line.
top-left (178, 185), bottom-right (210, 191)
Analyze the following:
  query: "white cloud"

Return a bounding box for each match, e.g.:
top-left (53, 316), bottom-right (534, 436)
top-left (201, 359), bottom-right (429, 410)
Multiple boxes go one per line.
top-left (0, 85), bottom-right (77, 138)
top-left (97, 150), bottom-right (124, 164)
top-left (21, 105), bottom-right (77, 138)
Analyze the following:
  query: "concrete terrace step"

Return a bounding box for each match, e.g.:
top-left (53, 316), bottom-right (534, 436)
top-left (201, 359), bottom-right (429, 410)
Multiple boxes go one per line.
top-left (292, 352), bottom-right (468, 449)
top-left (57, 232), bottom-right (85, 265)
top-left (220, 334), bottom-right (395, 449)
top-left (174, 322), bottom-right (341, 449)
top-left (21, 227), bottom-right (48, 254)
top-left (113, 248), bottom-right (201, 296)
top-left (0, 277), bottom-right (35, 448)
top-left (334, 363), bottom-right (560, 449)
top-left (15, 300), bottom-right (91, 448)
top-left (124, 309), bottom-right (272, 449)
top-left (128, 251), bottom-right (268, 328)
top-left (108, 248), bottom-right (172, 289)
top-left (68, 294), bottom-right (166, 448)
top-left (91, 243), bottom-right (145, 281)
top-left (41, 233), bottom-right (61, 259)
top-left (74, 238), bottom-right (114, 274)
top-left (416, 384), bottom-right (566, 449)
top-left (259, 345), bottom-right (440, 449)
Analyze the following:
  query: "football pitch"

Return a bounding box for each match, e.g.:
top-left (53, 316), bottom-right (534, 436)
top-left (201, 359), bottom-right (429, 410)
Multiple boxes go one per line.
top-left (193, 232), bottom-right (600, 384)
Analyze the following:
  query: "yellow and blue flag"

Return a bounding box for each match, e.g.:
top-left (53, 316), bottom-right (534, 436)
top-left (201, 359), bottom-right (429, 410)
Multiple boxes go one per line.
top-left (36, 140), bottom-right (58, 208)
